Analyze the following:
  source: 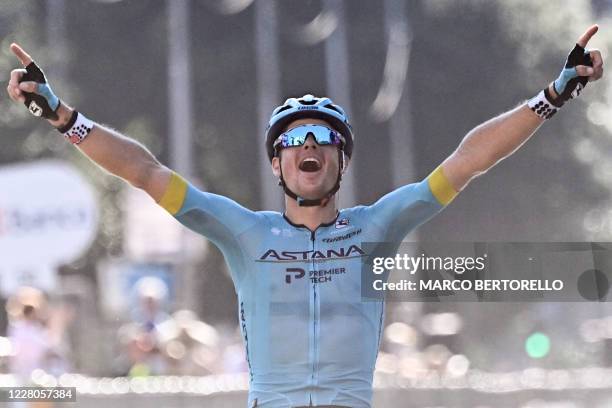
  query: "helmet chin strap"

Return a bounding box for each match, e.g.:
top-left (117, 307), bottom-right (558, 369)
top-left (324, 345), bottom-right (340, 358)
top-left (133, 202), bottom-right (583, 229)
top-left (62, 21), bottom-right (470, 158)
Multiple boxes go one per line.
top-left (278, 150), bottom-right (344, 207)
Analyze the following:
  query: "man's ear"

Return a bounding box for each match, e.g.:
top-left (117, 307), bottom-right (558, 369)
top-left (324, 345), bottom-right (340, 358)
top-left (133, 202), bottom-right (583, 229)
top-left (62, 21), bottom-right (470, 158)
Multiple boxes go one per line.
top-left (341, 154), bottom-right (350, 175)
top-left (271, 156), bottom-right (281, 177)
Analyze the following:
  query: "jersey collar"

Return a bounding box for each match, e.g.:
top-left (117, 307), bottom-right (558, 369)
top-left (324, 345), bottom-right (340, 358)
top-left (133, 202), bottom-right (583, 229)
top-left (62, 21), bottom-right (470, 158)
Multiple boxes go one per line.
top-left (282, 211), bottom-right (341, 232)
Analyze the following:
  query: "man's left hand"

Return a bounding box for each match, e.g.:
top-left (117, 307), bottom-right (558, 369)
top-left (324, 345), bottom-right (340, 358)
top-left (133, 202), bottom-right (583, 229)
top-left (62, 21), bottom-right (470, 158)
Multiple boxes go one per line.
top-left (549, 24), bottom-right (604, 105)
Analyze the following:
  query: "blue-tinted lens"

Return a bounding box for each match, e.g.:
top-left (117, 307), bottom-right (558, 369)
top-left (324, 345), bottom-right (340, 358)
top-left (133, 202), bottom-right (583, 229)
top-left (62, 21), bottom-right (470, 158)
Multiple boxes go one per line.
top-left (273, 125), bottom-right (344, 150)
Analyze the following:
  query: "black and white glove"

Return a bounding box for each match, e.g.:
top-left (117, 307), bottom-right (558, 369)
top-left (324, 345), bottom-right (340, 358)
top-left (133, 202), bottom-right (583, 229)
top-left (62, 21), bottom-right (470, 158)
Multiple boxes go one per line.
top-left (528, 25), bottom-right (603, 120)
top-left (19, 61), bottom-right (61, 120)
top-left (551, 43), bottom-right (593, 107)
top-left (8, 43), bottom-right (95, 144)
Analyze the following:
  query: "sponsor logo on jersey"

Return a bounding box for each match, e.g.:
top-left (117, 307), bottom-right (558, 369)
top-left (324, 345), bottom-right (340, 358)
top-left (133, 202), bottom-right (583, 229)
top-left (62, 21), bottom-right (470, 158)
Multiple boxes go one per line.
top-left (257, 244), bottom-right (365, 262)
top-left (284, 267), bottom-right (305, 283)
top-left (323, 228), bottom-right (362, 243)
top-left (335, 217), bottom-right (350, 229)
top-left (240, 302), bottom-right (253, 374)
top-left (283, 267), bottom-right (347, 284)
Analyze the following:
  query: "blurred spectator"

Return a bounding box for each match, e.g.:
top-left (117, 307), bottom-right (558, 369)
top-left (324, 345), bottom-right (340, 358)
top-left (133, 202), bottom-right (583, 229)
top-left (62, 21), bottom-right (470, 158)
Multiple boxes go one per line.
top-left (5, 287), bottom-right (72, 383)
top-left (131, 276), bottom-right (171, 333)
top-left (112, 276), bottom-right (172, 376)
top-left (114, 305), bottom-right (241, 376)
top-left (115, 322), bottom-right (166, 377)
top-left (117, 278), bottom-right (222, 376)
top-left (157, 309), bottom-right (220, 375)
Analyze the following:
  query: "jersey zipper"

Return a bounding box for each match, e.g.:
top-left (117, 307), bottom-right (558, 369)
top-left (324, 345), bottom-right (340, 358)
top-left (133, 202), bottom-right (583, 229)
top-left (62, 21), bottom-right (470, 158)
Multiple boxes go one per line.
top-left (309, 229), bottom-right (319, 405)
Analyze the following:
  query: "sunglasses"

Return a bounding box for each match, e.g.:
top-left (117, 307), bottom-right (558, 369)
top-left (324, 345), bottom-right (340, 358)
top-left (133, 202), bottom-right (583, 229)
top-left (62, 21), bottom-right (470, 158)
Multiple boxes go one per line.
top-left (273, 124), bottom-right (345, 152)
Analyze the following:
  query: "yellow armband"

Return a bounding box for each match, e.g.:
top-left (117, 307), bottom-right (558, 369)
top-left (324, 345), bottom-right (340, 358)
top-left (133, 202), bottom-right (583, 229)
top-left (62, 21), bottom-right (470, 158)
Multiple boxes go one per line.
top-left (427, 166), bottom-right (458, 206)
top-left (158, 172), bottom-right (188, 215)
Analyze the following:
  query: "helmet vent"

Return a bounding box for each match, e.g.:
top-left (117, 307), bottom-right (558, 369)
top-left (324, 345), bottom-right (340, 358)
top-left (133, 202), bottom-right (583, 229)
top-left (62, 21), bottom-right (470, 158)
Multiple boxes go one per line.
top-left (298, 99), bottom-right (317, 106)
top-left (276, 105), bottom-right (292, 114)
top-left (325, 104), bottom-right (342, 114)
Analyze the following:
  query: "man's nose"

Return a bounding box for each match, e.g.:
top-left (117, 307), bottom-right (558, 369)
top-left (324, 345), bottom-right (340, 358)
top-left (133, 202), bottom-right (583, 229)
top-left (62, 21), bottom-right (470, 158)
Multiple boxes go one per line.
top-left (303, 133), bottom-right (317, 149)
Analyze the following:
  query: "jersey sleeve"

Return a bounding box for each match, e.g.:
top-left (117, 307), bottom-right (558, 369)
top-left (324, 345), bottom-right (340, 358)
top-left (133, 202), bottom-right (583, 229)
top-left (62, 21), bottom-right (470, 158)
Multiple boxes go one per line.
top-left (364, 165), bottom-right (458, 242)
top-left (157, 172), bottom-right (260, 248)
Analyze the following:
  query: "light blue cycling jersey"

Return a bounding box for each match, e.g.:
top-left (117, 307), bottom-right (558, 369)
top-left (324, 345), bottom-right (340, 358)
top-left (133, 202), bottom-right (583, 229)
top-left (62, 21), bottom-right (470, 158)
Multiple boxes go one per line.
top-left (158, 166), bottom-right (457, 408)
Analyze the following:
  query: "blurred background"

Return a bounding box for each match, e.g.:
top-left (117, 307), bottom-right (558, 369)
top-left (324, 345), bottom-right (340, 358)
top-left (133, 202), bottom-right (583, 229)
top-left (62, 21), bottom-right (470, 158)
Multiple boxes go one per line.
top-left (1, 0), bottom-right (612, 406)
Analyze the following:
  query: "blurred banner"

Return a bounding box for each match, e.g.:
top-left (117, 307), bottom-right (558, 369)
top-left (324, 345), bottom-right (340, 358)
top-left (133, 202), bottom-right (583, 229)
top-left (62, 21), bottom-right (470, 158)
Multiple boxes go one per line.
top-left (0, 160), bottom-right (98, 296)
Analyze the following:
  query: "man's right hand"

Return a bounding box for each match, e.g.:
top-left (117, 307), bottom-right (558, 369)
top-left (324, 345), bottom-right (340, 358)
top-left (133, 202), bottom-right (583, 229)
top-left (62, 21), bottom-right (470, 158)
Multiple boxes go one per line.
top-left (6, 43), bottom-right (73, 127)
top-left (7, 43), bottom-right (172, 202)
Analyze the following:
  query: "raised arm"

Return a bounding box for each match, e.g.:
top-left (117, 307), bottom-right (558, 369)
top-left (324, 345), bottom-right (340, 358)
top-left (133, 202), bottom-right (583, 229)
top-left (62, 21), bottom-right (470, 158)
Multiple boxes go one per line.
top-left (441, 25), bottom-right (604, 192)
top-left (6, 43), bottom-right (171, 202)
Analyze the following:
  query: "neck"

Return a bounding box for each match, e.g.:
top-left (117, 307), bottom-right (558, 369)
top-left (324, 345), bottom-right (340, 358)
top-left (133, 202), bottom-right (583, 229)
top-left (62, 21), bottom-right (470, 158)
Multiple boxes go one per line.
top-left (284, 194), bottom-right (339, 231)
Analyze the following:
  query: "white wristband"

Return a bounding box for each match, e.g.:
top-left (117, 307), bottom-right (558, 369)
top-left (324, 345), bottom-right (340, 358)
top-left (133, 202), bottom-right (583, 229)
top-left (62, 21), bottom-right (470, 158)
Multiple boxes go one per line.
top-left (60, 111), bottom-right (95, 144)
top-left (527, 90), bottom-right (559, 120)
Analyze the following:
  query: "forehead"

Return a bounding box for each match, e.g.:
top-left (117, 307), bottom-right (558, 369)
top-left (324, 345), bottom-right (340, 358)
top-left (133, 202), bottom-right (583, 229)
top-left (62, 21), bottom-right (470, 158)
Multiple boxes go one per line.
top-left (284, 118), bottom-right (333, 132)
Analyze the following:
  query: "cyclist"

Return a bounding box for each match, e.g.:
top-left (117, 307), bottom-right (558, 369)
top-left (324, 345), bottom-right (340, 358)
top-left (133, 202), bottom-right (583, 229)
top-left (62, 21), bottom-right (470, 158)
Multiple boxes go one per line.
top-left (6, 25), bottom-right (604, 408)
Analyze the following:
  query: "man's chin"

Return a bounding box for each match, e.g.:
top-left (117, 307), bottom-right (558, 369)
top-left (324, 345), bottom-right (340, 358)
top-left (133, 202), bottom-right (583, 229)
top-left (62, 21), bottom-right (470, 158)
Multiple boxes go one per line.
top-left (294, 185), bottom-right (336, 200)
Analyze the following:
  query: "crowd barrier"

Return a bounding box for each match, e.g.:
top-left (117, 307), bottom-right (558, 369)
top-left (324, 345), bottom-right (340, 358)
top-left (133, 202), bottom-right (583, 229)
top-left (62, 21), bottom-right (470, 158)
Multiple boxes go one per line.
top-left (2, 369), bottom-right (612, 407)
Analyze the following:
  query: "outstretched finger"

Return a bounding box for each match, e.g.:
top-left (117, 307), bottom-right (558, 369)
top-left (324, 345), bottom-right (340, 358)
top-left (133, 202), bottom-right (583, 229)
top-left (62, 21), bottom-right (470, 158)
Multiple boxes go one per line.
top-left (577, 25), bottom-right (599, 48)
top-left (10, 43), bottom-right (33, 67)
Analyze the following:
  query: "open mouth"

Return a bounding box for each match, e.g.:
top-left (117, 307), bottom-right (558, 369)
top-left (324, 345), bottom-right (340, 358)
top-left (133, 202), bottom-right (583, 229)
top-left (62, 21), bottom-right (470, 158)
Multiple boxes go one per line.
top-left (299, 157), bottom-right (322, 172)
